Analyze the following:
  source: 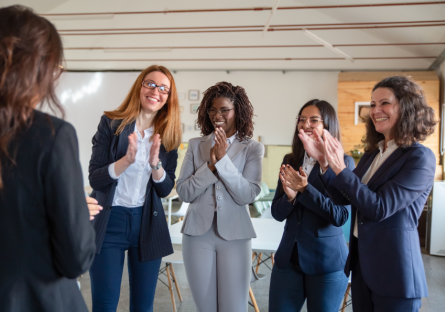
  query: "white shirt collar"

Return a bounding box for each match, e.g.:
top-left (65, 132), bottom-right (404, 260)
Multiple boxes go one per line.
top-left (134, 123), bottom-right (154, 140)
top-left (212, 131), bottom-right (237, 144)
top-left (377, 139), bottom-right (397, 155)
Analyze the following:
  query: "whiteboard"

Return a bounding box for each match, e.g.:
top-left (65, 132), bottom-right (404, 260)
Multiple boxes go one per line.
top-left (52, 70), bottom-right (339, 186)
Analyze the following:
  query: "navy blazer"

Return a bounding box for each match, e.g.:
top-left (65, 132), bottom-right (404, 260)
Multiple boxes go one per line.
top-left (321, 142), bottom-right (435, 298)
top-left (88, 115), bottom-right (178, 261)
top-left (272, 154), bottom-right (354, 275)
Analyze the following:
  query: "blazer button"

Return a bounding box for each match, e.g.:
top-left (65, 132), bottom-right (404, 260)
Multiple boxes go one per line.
top-left (217, 196), bottom-right (222, 200)
top-left (153, 211), bottom-right (158, 217)
top-left (216, 186), bottom-right (220, 190)
top-left (217, 206), bottom-right (222, 210)
top-left (107, 206), bottom-right (112, 210)
top-left (359, 222), bottom-right (363, 225)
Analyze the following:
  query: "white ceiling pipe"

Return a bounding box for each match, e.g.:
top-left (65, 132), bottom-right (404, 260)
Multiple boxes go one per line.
top-left (303, 28), bottom-right (354, 62)
top-left (262, 0), bottom-right (281, 37)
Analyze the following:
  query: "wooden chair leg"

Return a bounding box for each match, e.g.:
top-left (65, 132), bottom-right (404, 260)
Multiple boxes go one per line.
top-left (255, 253), bottom-right (263, 274)
top-left (252, 252), bottom-right (257, 263)
top-left (178, 216), bottom-right (184, 222)
top-left (166, 264), bottom-right (177, 312)
top-left (169, 264), bottom-right (183, 302)
top-left (271, 252), bottom-right (275, 266)
top-left (341, 283), bottom-right (351, 312)
top-left (249, 287), bottom-right (260, 312)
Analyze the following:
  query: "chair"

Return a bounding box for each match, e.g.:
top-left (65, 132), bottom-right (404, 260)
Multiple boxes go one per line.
top-left (252, 249), bottom-right (275, 273)
top-left (165, 202), bottom-right (189, 224)
top-left (340, 275), bottom-right (352, 312)
top-left (253, 202), bottom-right (264, 216)
top-left (159, 251), bottom-right (184, 312)
top-left (249, 265), bottom-right (267, 312)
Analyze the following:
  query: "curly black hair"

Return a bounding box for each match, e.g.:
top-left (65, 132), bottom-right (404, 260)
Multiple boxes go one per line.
top-left (363, 76), bottom-right (437, 152)
top-left (196, 81), bottom-right (254, 141)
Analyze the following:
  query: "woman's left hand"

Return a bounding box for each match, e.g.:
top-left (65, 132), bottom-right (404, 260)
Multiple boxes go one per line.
top-left (282, 165), bottom-right (308, 193)
top-left (323, 130), bottom-right (346, 175)
top-left (214, 128), bottom-right (228, 160)
top-left (149, 134), bottom-right (161, 167)
top-left (86, 197), bottom-right (102, 220)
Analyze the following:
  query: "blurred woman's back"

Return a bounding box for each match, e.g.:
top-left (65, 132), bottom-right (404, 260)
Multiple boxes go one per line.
top-left (0, 5), bottom-right (95, 312)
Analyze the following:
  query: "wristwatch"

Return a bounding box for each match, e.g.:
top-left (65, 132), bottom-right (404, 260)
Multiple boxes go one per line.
top-left (150, 160), bottom-right (162, 170)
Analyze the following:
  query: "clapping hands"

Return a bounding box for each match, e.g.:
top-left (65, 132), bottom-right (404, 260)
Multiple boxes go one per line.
top-left (279, 165), bottom-right (309, 202)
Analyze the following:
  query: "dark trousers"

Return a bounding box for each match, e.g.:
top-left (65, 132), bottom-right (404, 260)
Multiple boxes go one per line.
top-left (268, 259), bottom-right (348, 312)
top-left (351, 255), bottom-right (422, 312)
top-left (89, 206), bottom-right (162, 312)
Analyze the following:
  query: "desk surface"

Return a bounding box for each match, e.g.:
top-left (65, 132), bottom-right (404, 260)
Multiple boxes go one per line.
top-left (169, 218), bottom-right (284, 252)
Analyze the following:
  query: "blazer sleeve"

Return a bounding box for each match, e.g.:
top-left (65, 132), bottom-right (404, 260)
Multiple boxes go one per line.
top-left (297, 156), bottom-right (355, 226)
top-left (333, 147), bottom-right (435, 221)
top-left (176, 139), bottom-right (219, 203)
top-left (271, 176), bottom-right (295, 222)
top-left (88, 115), bottom-right (116, 191)
top-left (152, 147), bottom-right (178, 198)
top-left (215, 142), bottom-right (264, 206)
top-left (44, 122), bottom-right (96, 279)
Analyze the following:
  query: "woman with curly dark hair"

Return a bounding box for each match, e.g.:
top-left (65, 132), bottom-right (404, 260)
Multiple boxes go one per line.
top-left (176, 81), bottom-right (264, 312)
top-left (301, 76), bottom-right (437, 312)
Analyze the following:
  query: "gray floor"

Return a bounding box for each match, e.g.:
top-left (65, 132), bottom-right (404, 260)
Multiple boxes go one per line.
top-left (79, 203), bottom-right (445, 312)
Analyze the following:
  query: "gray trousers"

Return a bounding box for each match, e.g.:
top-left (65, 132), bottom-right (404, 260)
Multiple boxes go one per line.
top-left (182, 214), bottom-right (252, 312)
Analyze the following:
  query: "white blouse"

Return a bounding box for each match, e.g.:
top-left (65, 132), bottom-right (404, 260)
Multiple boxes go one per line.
top-left (353, 139), bottom-right (398, 237)
top-left (108, 124), bottom-right (166, 208)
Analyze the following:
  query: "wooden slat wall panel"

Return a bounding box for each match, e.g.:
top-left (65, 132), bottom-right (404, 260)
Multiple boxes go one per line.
top-left (338, 71), bottom-right (442, 180)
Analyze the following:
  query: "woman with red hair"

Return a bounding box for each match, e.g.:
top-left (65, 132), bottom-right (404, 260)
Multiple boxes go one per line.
top-left (88, 65), bottom-right (181, 312)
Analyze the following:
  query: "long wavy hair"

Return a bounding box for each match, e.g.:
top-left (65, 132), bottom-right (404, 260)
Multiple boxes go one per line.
top-left (0, 5), bottom-right (64, 189)
top-left (196, 81), bottom-right (254, 142)
top-left (104, 65), bottom-right (181, 151)
top-left (278, 99), bottom-right (340, 196)
top-left (363, 76), bottom-right (437, 152)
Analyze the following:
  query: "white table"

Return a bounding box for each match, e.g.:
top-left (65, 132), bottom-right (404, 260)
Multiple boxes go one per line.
top-left (169, 218), bottom-right (285, 252)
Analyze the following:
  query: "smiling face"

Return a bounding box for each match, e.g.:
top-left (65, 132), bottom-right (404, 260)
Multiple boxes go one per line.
top-left (297, 105), bottom-right (324, 140)
top-left (370, 87), bottom-right (400, 140)
top-left (139, 71), bottom-right (170, 114)
top-left (210, 97), bottom-right (236, 137)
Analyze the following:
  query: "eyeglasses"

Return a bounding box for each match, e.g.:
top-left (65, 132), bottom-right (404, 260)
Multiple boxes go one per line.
top-left (207, 108), bottom-right (235, 117)
top-left (142, 80), bottom-right (170, 94)
top-left (297, 116), bottom-right (323, 127)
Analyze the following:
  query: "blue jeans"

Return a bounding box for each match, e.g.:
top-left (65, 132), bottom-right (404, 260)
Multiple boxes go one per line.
top-left (89, 206), bottom-right (162, 312)
top-left (269, 261), bottom-right (348, 312)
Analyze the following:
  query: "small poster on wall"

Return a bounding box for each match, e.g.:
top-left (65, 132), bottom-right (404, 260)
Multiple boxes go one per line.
top-left (190, 103), bottom-right (200, 114)
top-left (189, 90), bottom-right (199, 101)
top-left (355, 101), bottom-right (371, 125)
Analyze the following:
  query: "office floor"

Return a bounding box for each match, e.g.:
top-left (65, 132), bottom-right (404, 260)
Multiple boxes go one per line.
top-left (79, 203), bottom-right (445, 312)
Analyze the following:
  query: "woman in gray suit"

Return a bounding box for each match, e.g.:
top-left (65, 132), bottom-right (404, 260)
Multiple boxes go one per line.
top-left (177, 81), bottom-right (264, 312)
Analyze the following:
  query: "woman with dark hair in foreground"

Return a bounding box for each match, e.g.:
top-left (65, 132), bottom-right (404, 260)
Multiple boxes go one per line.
top-left (0, 5), bottom-right (95, 312)
top-left (302, 76), bottom-right (436, 311)
top-left (269, 99), bottom-right (354, 312)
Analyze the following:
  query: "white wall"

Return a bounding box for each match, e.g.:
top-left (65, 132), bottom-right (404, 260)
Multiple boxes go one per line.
top-left (53, 70), bottom-right (339, 186)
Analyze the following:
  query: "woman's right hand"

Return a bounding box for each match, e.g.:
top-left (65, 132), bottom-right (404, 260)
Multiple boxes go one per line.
top-left (126, 131), bottom-right (138, 164)
top-left (208, 146), bottom-right (217, 173)
top-left (86, 197), bottom-right (102, 220)
top-left (298, 129), bottom-right (328, 170)
top-left (279, 165), bottom-right (298, 202)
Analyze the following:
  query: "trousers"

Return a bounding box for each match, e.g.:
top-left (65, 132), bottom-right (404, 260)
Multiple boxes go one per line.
top-left (89, 206), bottom-right (162, 312)
top-left (182, 213), bottom-right (252, 312)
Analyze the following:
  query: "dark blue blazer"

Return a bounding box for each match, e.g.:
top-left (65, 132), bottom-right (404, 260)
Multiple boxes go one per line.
top-left (88, 115), bottom-right (178, 261)
top-left (321, 142), bottom-right (435, 298)
top-left (272, 154), bottom-right (354, 275)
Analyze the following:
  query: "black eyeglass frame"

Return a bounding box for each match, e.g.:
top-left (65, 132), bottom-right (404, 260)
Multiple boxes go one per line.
top-left (141, 80), bottom-right (171, 94)
top-left (207, 108), bottom-right (235, 117)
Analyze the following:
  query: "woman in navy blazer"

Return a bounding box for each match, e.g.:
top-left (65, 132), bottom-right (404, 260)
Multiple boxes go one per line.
top-left (88, 65), bottom-right (181, 312)
top-left (269, 100), bottom-right (354, 312)
top-left (302, 76), bottom-right (436, 312)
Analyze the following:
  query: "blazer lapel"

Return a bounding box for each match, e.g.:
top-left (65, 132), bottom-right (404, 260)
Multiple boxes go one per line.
top-left (307, 162), bottom-right (320, 185)
top-left (226, 138), bottom-right (247, 161)
top-left (354, 150), bottom-right (378, 181)
top-left (116, 120), bottom-right (136, 161)
top-left (366, 147), bottom-right (406, 188)
top-left (199, 134), bottom-right (213, 164)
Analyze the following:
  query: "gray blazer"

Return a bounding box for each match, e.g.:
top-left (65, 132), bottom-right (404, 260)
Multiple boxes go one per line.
top-left (177, 134), bottom-right (264, 240)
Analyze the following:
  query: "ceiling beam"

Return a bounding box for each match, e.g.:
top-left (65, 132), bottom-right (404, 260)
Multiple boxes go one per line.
top-left (262, 0), bottom-right (281, 37)
top-left (429, 48), bottom-right (445, 69)
top-left (63, 43), bottom-right (445, 50)
top-left (40, 1), bottom-right (445, 17)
